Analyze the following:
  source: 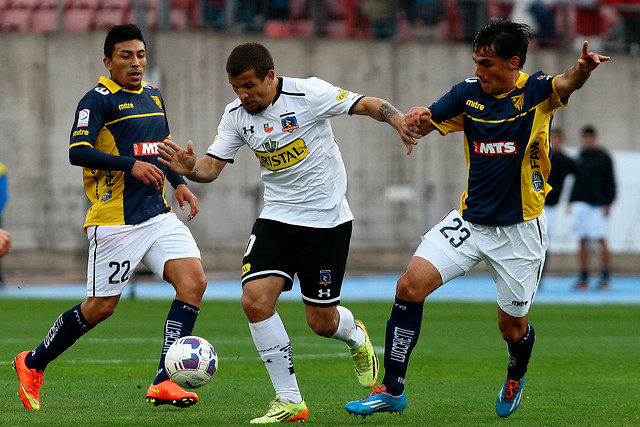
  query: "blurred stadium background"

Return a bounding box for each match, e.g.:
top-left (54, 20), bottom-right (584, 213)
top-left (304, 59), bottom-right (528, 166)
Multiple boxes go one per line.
top-left (0, 0), bottom-right (638, 280)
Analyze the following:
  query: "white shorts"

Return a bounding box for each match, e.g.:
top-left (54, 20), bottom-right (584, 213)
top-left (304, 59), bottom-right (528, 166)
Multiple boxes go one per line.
top-left (86, 212), bottom-right (201, 297)
top-left (572, 201), bottom-right (609, 240)
top-left (413, 210), bottom-right (548, 317)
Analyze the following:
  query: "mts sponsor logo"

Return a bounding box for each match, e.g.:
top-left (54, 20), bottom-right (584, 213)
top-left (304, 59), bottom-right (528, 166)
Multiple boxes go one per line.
top-left (133, 142), bottom-right (161, 156)
top-left (473, 141), bottom-right (517, 155)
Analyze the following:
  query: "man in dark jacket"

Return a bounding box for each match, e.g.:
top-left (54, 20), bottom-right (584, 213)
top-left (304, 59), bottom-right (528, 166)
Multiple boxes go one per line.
top-left (569, 125), bottom-right (616, 290)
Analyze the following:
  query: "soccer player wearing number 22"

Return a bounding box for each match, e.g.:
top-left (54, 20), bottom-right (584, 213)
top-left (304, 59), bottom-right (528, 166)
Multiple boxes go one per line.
top-left (346, 19), bottom-right (609, 419)
top-left (12, 24), bottom-right (208, 410)
top-left (158, 42), bottom-right (419, 423)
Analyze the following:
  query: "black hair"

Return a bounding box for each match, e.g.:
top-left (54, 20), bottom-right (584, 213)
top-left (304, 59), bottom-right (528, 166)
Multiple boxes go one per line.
top-left (473, 19), bottom-right (531, 69)
top-left (226, 42), bottom-right (274, 80)
top-left (582, 125), bottom-right (597, 135)
top-left (104, 24), bottom-right (145, 59)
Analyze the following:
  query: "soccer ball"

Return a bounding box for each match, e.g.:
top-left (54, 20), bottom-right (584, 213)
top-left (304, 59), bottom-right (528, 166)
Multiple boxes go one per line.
top-left (164, 335), bottom-right (218, 389)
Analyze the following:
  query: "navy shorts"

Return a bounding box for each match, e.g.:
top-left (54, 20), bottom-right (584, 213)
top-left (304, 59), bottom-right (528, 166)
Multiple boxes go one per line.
top-left (241, 219), bottom-right (352, 307)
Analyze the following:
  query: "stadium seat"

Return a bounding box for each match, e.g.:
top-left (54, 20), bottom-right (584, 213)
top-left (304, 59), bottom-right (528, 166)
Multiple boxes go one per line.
top-left (10, 0), bottom-right (40, 9)
top-left (63, 7), bottom-right (94, 31)
top-left (326, 20), bottom-right (348, 38)
top-left (32, 8), bottom-right (59, 32)
top-left (100, 0), bottom-right (131, 9)
top-left (2, 8), bottom-right (32, 31)
top-left (94, 7), bottom-right (126, 29)
top-left (292, 19), bottom-right (314, 38)
top-left (170, 7), bottom-right (188, 30)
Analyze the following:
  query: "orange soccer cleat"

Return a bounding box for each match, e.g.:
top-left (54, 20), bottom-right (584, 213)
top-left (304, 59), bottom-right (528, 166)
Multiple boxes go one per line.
top-left (12, 351), bottom-right (45, 410)
top-left (146, 379), bottom-right (199, 408)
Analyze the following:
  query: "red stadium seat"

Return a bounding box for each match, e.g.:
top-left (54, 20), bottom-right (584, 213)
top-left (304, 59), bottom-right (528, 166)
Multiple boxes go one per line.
top-left (100, 0), bottom-right (131, 9)
top-left (63, 7), bottom-right (94, 31)
top-left (170, 7), bottom-right (188, 29)
top-left (32, 7), bottom-right (59, 32)
top-left (94, 7), bottom-right (126, 29)
top-left (2, 8), bottom-right (32, 31)
top-left (11, 0), bottom-right (40, 9)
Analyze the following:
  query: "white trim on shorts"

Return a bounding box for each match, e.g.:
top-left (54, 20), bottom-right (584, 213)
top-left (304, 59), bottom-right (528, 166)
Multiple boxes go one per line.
top-left (413, 210), bottom-right (548, 317)
top-left (86, 212), bottom-right (201, 297)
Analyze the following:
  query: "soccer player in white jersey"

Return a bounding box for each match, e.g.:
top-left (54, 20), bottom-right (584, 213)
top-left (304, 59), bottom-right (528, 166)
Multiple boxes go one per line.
top-left (158, 42), bottom-right (418, 423)
top-left (345, 19), bottom-right (609, 419)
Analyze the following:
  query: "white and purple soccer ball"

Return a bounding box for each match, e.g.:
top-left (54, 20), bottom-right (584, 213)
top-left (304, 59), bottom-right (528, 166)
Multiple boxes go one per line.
top-left (164, 335), bottom-right (218, 389)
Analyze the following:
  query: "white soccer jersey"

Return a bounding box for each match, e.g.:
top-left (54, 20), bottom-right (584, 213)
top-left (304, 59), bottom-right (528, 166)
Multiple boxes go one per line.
top-left (207, 76), bottom-right (364, 227)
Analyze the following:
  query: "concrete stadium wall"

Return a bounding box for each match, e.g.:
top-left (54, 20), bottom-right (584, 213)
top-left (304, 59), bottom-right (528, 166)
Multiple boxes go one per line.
top-left (1, 31), bottom-right (638, 274)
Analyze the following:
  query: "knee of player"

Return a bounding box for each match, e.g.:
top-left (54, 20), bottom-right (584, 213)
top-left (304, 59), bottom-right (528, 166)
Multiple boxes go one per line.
top-left (307, 318), bottom-right (335, 337)
top-left (83, 299), bottom-right (118, 324)
top-left (499, 324), bottom-right (528, 343)
top-left (396, 274), bottom-right (428, 302)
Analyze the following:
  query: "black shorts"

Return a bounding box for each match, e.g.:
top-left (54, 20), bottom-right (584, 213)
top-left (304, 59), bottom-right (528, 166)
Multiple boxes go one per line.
top-left (241, 218), bottom-right (352, 307)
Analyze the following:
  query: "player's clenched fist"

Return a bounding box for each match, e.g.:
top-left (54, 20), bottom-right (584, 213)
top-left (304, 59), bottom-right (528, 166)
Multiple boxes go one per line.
top-left (0, 228), bottom-right (12, 257)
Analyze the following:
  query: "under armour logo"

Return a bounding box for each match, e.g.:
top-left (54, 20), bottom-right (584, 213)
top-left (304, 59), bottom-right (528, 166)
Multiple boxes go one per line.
top-left (243, 125), bottom-right (255, 134)
top-left (318, 289), bottom-right (331, 298)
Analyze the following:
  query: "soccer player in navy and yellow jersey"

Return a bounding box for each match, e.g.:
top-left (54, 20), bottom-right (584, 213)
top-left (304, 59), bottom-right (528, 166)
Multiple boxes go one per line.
top-left (12, 24), bottom-right (208, 411)
top-left (346, 19), bottom-right (609, 419)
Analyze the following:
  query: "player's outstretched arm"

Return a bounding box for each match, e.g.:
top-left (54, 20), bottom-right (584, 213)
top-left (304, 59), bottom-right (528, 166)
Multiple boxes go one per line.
top-left (554, 41), bottom-right (610, 99)
top-left (158, 139), bottom-right (226, 183)
top-left (350, 96), bottom-right (421, 155)
top-left (405, 107), bottom-right (434, 137)
top-left (174, 184), bottom-right (199, 221)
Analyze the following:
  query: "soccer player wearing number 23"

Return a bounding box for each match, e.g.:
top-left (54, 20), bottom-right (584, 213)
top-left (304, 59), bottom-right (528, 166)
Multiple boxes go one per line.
top-left (346, 19), bottom-right (609, 419)
top-left (12, 24), bottom-right (208, 410)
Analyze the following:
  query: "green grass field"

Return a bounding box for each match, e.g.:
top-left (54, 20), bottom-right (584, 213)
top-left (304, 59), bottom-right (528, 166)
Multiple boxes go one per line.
top-left (1, 299), bottom-right (638, 426)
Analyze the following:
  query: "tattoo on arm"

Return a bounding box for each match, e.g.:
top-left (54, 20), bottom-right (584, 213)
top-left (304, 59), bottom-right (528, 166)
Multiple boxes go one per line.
top-left (379, 102), bottom-right (400, 123)
top-left (189, 167), bottom-right (198, 178)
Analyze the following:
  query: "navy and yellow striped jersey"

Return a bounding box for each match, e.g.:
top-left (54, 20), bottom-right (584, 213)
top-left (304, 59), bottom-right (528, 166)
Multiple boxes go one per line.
top-left (430, 71), bottom-right (567, 226)
top-left (69, 76), bottom-right (176, 228)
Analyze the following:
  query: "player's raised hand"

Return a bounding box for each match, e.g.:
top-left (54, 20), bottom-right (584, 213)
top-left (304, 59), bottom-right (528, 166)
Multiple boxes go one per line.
top-left (131, 160), bottom-right (164, 189)
top-left (158, 139), bottom-right (197, 176)
top-left (577, 41), bottom-right (610, 73)
top-left (174, 183), bottom-right (199, 221)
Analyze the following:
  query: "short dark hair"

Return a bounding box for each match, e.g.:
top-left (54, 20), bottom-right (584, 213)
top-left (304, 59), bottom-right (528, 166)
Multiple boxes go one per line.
top-left (473, 19), bottom-right (531, 69)
top-left (104, 24), bottom-right (145, 59)
top-left (551, 128), bottom-right (563, 137)
top-left (582, 125), bottom-right (597, 135)
top-left (226, 42), bottom-right (274, 80)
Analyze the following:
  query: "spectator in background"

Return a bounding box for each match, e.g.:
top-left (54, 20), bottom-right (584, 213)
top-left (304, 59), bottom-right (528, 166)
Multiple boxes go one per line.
top-left (0, 161), bottom-right (8, 285)
top-left (569, 125), bottom-right (616, 290)
top-left (202, 0), bottom-right (227, 29)
top-left (407, 0), bottom-right (446, 40)
top-left (545, 128), bottom-right (575, 235)
top-left (541, 128), bottom-right (574, 284)
top-left (362, 0), bottom-right (398, 38)
top-left (458, 0), bottom-right (488, 40)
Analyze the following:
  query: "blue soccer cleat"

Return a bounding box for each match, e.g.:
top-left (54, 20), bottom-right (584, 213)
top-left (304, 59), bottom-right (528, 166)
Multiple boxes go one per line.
top-left (496, 376), bottom-right (525, 418)
top-left (345, 384), bottom-right (407, 417)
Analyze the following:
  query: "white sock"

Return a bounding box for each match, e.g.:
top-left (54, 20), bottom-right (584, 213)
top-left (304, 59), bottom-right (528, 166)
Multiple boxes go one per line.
top-left (331, 306), bottom-right (365, 350)
top-left (249, 312), bottom-right (302, 404)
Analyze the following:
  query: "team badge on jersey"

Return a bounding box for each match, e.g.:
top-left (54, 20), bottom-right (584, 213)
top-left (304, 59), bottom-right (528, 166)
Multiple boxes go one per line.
top-left (319, 270), bottom-right (332, 285)
top-left (263, 122), bottom-right (274, 133)
top-left (262, 140), bottom-right (278, 153)
top-left (77, 109), bottom-right (90, 127)
top-left (281, 115), bottom-right (299, 133)
top-left (511, 94), bottom-right (525, 110)
top-left (531, 171), bottom-right (544, 191)
top-left (336, 90), bottom-right (349, 101)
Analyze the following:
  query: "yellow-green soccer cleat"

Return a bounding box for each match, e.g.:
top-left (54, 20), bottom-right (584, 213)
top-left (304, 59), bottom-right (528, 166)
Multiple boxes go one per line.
top-left (250, 395), bottom-right (309, 423)
top-left (350, 320), bottom-right (379, 388)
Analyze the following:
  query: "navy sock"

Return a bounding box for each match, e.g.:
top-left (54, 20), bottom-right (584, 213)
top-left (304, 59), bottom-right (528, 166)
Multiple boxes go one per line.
top-left (153, 299), bottom-right (200, 385)
top-left (506, 323), bottom-right (535, 381)
top-left (25, 303), bottom-right (94, 372)
top-left (382, 298), bottom-right (424, 396)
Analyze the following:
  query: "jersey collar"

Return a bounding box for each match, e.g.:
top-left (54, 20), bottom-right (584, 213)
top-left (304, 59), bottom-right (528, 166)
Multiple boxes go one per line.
top-left (493, 71), bottom-right (529, 99)
top-left (99, 75), bottom-right (147, 94)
